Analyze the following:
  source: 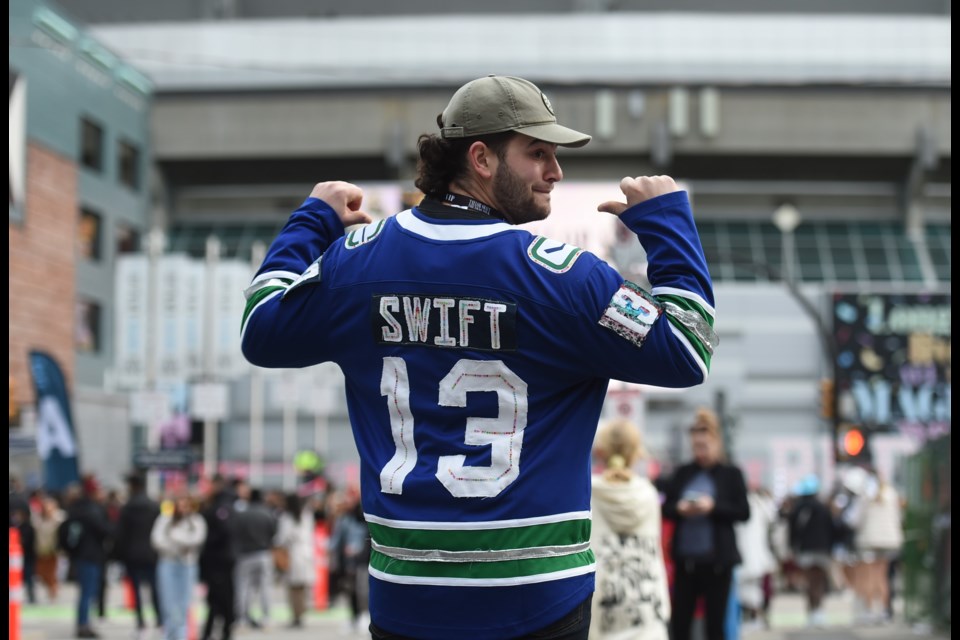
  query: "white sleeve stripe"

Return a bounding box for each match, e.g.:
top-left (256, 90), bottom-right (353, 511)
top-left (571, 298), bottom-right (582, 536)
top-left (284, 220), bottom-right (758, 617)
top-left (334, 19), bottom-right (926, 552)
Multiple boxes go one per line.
top-left (240, 289), bottom-right (283, 344)
top-left (651, 286), bottom-right (715, 317)
top-left (250, 270), bottom-right (300, 287)
top-left (668, 322), bottom-right (709, 382)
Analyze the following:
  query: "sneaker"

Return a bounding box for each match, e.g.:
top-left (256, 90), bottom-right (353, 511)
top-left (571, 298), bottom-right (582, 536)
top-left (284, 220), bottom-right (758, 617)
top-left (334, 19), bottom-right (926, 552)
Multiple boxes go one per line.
top-left (76, 628), bottom-right (101, 639)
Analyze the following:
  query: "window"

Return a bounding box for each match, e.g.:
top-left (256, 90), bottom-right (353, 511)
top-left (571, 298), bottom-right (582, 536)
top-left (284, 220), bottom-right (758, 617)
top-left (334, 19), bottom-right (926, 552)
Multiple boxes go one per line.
top-left (76, 299), bottom-right (101, 353)
top-left (118, 139), bottom-right (140, 190)
top-left (78, 208), bottom-right (102, 260)
top-left (116, 223), bottom-right (141, 255)
top-left (80, 117), bottom-right (104, 172)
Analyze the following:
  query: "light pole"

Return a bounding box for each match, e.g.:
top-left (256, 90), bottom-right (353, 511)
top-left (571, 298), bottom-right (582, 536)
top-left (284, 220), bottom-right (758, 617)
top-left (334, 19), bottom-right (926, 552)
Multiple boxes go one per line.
top-left (145, 227), bottom-right (165, 499)
top-left (772, 203), bottom-right (802, 285)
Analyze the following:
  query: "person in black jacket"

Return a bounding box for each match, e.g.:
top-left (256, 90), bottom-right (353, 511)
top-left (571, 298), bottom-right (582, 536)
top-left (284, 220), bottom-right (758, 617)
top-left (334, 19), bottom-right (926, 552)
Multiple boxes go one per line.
top-left (199, 474), bottom-right (239, 640)
top-left (787, 474), bottom-right (835, 628)
top-left (114, 473), bottom-right (163, 635)
top-left (662, 408), bottom-right (750, 640)
top-left (67, 474), bottom-right (114, 639)
top-left (11, 503), bottom-right (37, 604)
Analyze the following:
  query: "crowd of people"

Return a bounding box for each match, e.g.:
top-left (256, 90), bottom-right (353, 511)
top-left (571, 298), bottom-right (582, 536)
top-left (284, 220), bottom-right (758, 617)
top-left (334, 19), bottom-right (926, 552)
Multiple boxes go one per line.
top-left (8, 471), bottom-right (371, 640)
top-left (588, 409), bottom-right (905, 640)
top-left (9, 407), bottom-right (906, 640)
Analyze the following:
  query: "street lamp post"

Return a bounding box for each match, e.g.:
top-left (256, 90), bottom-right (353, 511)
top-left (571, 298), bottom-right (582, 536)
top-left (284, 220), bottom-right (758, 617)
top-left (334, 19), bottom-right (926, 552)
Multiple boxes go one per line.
top-left (772, 203), bottom-right (802, 285)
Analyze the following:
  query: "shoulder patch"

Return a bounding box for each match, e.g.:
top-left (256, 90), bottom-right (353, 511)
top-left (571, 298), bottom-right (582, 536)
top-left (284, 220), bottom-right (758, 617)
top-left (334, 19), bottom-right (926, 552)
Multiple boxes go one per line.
top-left (527, 236), bottom-right (584, 273)
top-left (344, 219), bottom-right (386, 249)
top-left (599, 281), bottom-right (663, 348)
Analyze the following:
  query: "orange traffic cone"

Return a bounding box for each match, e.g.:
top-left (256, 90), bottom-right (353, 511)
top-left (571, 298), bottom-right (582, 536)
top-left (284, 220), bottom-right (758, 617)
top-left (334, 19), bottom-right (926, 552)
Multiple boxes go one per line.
top-left (187, 604), bottom-right (197, 640)
top-left (313, 522), bottom-right (330, 610)
top-left (123, 576), bottom-right (136, 609)
top-left (10, 527), bottom-right (23, 640)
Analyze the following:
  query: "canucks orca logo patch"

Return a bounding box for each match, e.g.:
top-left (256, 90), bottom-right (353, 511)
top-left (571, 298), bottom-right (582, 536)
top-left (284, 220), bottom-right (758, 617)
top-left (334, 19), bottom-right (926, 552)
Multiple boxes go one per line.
top-left (527, 236), bottom-right (583, 273)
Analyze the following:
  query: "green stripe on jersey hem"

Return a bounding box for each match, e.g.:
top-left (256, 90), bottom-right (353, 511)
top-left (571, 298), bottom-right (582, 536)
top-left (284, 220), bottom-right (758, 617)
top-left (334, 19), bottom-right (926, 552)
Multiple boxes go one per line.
top-left (367, 517), bottom-right (590, 553)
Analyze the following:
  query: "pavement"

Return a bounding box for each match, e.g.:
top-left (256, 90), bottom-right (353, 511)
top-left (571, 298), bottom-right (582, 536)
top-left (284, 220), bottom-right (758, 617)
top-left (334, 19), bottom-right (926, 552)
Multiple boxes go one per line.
top-left (15, 580), bottom-right (949, 640)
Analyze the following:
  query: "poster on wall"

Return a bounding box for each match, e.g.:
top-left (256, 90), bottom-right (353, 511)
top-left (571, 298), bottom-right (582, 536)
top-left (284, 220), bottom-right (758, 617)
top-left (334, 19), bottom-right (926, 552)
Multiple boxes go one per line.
top-left (832, 292), bottom-right (951, 443)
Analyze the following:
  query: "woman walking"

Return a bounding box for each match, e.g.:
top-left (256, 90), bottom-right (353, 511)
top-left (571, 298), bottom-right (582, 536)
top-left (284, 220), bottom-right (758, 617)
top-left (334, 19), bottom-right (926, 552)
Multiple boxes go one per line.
top-left (275, 493), bottom-right (316, 628)
top-left (152, 493), bottom-right (207, 640)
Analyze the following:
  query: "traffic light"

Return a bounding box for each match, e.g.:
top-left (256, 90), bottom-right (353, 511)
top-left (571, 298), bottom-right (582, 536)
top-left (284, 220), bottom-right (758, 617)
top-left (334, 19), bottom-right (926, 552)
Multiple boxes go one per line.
top-left (820, 378), bottom-right (835, 420)
top-left (836, 424), bottom-right (871, 463)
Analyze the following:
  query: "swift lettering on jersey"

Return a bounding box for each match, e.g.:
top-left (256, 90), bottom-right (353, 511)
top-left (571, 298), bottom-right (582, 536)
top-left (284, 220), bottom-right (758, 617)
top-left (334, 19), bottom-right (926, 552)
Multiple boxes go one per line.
top-left (372, 294), bottom-right (517, 351)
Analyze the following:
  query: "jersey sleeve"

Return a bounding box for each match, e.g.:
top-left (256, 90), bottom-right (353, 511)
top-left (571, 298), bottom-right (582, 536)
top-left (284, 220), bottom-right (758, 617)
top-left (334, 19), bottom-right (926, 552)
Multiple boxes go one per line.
top-left (240, 197), bottom-right (345, 368)
top-left (571, 190), bottom-right (716, 386)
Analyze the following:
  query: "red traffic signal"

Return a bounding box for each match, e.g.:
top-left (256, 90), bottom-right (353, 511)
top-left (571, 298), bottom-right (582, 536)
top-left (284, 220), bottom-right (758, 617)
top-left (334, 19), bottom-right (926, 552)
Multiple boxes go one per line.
top-left (836, 424), bottom-right (871, 463)
top-left (843, 428), bottom-right (865, 457)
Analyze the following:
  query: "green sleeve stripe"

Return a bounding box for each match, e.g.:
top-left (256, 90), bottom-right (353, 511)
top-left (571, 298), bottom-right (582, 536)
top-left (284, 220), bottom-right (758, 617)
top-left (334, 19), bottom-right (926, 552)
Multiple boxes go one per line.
top-left (367, 518), bottom-right (590, 553)
top-left (241, 285), bottom-right (286, 332)
top-left (657, 294), bottom-right (713, 327)
top-left (658, 292), bottom-right (715, 370)
top-left (666, 314), bottom-right (712, 371)
top-left (370, 549), bottom-right (595, 580)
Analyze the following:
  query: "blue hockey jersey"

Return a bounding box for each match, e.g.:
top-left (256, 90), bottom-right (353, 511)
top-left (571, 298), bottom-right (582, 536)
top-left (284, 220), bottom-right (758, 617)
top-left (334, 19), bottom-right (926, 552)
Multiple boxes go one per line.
top-left (241, 190), bottom-right (715, 638)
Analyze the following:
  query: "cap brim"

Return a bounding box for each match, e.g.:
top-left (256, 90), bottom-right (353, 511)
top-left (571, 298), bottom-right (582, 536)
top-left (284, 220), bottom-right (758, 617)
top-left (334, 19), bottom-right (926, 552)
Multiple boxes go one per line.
top-left (517, 123), bottom-right (591, 148)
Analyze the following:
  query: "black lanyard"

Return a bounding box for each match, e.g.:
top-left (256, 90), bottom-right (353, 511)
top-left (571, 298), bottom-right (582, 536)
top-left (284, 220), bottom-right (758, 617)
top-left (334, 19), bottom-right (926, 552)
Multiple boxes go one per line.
top-left (440, 193), bottom-right (505, 221)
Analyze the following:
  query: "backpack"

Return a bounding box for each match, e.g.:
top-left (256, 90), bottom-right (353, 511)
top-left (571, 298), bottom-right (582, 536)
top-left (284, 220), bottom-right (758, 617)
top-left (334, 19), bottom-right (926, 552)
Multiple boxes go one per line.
top-left (58, 517), bottom-right (84, 555)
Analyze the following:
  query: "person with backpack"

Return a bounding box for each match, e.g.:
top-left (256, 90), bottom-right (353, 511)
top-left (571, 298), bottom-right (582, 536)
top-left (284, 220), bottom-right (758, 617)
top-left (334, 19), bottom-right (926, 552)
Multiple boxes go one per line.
top-left (61, 474), bottom-right (114, 639)
top-left (787, 474), bottom-right (835, 628)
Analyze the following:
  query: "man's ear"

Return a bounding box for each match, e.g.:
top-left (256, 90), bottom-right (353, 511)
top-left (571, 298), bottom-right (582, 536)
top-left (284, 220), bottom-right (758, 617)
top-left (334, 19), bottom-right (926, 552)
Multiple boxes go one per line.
top-left (467, 141), bottom-right (495, 180)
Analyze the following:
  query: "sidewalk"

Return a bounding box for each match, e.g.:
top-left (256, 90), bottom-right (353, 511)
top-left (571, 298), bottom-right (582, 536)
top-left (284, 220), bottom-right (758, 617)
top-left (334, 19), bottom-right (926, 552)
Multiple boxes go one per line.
top-left (16, 580), bottom-right (948, 640)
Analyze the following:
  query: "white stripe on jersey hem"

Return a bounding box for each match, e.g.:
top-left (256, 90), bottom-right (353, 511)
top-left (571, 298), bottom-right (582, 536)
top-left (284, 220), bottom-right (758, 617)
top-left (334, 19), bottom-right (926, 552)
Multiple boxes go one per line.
top-left (364, 511), bottom-right (592, 531)
top-left (240, 289), bottom-right (283, 343)
top-left (652, 286), bottom-right (715, 317)
top-left (668, 322), bottom-right (709, 382)
top-left (250, 270), bottom-right (300, 286)
top-left (368, 563), bottom-right (596, 587)
top-left (395, 209), bottom-right (516, 241)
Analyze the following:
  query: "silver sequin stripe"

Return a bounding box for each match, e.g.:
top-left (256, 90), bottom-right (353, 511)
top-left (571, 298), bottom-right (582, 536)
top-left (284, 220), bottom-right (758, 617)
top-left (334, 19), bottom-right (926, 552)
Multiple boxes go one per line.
top-left (371, 540), bottom-right (592, 563)
top-left (663, 301), bottom-right (719, 355)
top-left (243, 278), bottom-right (291, 301)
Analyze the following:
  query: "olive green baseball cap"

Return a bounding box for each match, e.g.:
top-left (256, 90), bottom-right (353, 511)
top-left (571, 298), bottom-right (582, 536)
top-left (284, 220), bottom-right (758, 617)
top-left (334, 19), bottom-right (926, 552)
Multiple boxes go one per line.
top-left (439, 75), bottom-right (591, 148)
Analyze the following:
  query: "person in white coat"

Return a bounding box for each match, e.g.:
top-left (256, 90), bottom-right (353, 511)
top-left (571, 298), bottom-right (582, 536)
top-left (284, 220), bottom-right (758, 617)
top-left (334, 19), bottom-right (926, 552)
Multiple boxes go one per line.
top-left (275, 493), bottom-right (316, 628)
top-left (152, 493), bottom-right (207, 640)
top-left (590, 418), bottom-right (670, 640)
top-left (735, 485), bottom-right (779, 631)
top-left (853, 469), bottom-right (903, 623)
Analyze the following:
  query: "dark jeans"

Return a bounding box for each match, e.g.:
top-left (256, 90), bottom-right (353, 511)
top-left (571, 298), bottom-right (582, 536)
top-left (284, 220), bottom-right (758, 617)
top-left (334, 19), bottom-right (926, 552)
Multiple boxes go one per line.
top-left (369, 594), bottom-right (592, 640)
top-left (126, 562), bottom-right (163, 629)
top-left (671, 561), bottom-right (733, 640)
top-left (75, 560), bottom-right (102, 629)
top-left (202, 566), bottom-right (236, 640)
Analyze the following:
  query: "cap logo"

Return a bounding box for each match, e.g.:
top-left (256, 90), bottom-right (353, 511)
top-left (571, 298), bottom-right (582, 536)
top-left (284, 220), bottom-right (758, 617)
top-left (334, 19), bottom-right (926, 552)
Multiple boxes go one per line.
top-left (540, 92), bottom-right (555, 116)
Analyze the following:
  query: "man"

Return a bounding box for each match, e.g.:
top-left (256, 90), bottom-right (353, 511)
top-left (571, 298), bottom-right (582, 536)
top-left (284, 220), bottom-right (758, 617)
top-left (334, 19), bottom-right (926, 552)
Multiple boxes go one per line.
top-left (241, 75), bottom-right (716, 639)
top-left (114, 473), bottom-right (163, 636)
top-left (65, 474), bottom-right (113, 639)
top-left (232, 488), bottom-right (277, 628)
top-left (199, 475), bottom-right (239, 640)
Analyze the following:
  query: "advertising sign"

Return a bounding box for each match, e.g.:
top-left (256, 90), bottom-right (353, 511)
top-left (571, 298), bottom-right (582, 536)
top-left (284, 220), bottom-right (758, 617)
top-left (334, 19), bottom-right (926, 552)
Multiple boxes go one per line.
top-left (832, 292), bottom-right (951, 443)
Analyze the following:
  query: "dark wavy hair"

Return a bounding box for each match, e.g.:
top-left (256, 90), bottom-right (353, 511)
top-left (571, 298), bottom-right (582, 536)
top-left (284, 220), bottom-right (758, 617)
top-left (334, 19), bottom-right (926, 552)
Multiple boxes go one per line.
top-left (414, 131), bottom-right (515, 197)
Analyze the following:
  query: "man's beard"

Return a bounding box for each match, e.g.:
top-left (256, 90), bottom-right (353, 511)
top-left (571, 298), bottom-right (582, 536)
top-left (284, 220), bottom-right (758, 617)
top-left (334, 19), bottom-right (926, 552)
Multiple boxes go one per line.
top-left (493, 162), bottom-right (550, 225)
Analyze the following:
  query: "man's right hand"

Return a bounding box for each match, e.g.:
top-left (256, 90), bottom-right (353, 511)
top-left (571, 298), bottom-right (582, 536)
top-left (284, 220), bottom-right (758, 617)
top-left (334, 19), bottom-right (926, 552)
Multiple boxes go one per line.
top-left (597, 175), bottom-right (681, 216)
top-left (309, 181), bottom-right (373, 227)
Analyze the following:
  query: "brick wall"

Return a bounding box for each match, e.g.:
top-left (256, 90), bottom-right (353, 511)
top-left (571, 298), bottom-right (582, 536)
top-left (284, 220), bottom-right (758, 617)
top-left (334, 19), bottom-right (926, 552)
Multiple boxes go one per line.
top-left (9, 142), bottom-right (78, 409)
